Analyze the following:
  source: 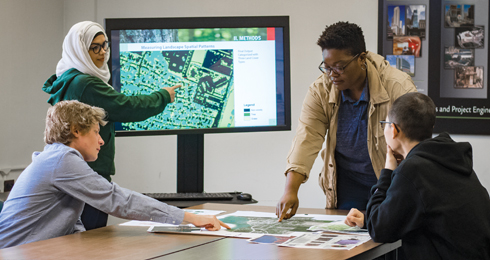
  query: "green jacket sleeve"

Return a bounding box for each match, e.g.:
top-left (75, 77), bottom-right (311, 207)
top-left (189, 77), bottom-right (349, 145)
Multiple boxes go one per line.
top-left (76, 75), bottom-right (171, 122)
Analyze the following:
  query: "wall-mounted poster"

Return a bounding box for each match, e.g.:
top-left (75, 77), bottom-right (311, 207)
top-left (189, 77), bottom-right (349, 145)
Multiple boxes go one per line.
top-left (406, 5), bottom-right (427, 39)
top-left (444, 4), bottom-right (475, 27)
top-left (379, 0), bottom-right (490, 135)
top-left (444, 47), bottom-right (475, 69)
top-left (387, 5), bottom-right (406, 39)
top-left (454, 66), bottom-right (484, 89)
top-left (393, 36), bottom-right (422, 57)
top-left (455, 26), bottom-right (485, 48)
top-left (387, 55), bottom-right (415, 76)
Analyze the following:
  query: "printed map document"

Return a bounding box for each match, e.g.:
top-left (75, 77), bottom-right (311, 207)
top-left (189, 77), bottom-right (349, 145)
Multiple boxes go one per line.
top-left (308, 221), bottom-right (369, 235)
top-left (209, 211), bottom-right (346, 237)
top-left (147, 210), bottom-right (371, 249)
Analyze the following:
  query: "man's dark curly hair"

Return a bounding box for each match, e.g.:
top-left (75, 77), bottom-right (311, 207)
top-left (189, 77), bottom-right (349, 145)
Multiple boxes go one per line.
top-left (317, 21), bottom-right (366, 56)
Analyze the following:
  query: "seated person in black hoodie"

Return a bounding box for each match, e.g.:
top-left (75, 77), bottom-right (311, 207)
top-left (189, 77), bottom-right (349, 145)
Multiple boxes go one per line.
top-left (344, 92), bottom-right (490, 260)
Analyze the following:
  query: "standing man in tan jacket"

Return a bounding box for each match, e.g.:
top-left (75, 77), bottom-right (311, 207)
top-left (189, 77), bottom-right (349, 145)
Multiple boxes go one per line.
top-left (277, 22), bottom-right (416, 221)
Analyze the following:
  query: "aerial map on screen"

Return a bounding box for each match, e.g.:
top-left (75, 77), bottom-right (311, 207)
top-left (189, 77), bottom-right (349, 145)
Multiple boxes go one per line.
top-left (118, 29), bottom-right (240, 130)
top-left (112, 27), bottom-right (279, 131)
top-left (120, 48), bottom-right (234, 130)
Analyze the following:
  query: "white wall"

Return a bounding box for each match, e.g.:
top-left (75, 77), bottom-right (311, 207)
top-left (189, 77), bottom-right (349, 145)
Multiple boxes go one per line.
top-left (1, 0), bottom-right (490, 225)
top-left (0, 0), bottom-right (64, 190)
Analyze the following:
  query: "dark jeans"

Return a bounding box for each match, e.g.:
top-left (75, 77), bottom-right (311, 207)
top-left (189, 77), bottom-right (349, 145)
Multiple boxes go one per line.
top-left (337, 173), bottom-right (398, 260)
top-left (81, 203), bottom-right (108, 230)
top-left (336, 170), bottom-right (374, 211)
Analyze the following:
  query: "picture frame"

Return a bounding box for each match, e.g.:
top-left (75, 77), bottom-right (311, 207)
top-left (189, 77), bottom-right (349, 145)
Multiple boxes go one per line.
top-left (454, 66), bottom-right (484, 89)
top-left (387, 5), bottom-right (406, 39)
top-left (406, 5), bottom-right (426, 39)
top-left (444, 4), bottom-right (475, 28)
top-left (454, 26), bottom-right (485, 49)
top-left (379, 0), bottom-right (490, 135)
top-left (393, 36), bottom-right (422, 57)
top-left (444, 47), bottom-right (474, 69)
top-left (386, 55), bottom-right (415, 77)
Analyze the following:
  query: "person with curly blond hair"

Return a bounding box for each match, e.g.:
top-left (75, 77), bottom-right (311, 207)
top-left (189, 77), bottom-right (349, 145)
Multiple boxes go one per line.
top-left (0, 100), bottom-right (228, 249)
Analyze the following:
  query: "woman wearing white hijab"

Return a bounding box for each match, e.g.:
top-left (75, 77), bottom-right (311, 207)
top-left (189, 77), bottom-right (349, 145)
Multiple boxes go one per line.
top-left (42, 21), bottom-right (181, 230)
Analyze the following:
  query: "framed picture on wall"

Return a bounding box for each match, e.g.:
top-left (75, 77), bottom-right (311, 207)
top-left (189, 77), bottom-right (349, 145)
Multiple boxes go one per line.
top-left (454, 66), bottom-right (484, 89)
top-left (387, 5), bottom-right (406, 39)
top-left (444, 4), bottom-right (475, 28)
top-left (379, 0), bottom-right (490, 135)
top-left (444, 47), bottom-right (474, 69)
top-left (455, 26), bottom-right (484, 49)
top-left (406, 5), bottom-right (426, 39)
top-left (386, 55), bottom-right (415, 77)
top-left (393, 36), bottom-right (422, 57)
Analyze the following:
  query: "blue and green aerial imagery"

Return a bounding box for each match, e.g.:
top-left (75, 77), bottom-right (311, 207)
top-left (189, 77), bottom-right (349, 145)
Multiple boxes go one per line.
top-left (116, 28), bottom-right (267, 130)
top-left (220, 215), bottom-right (332, 234)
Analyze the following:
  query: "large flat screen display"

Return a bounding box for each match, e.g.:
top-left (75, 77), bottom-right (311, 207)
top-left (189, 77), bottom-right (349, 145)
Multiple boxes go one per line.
top-left (106, 17), bottom-right (290, 136)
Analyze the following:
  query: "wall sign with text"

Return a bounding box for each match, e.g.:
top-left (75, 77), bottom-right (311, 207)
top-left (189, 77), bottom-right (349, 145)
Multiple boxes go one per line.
top-left (379, 0), bottom-right (490, 135)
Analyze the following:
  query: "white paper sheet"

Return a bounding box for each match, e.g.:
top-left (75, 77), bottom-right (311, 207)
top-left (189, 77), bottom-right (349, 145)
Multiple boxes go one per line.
top-left (193, 211), bottom-right (347, 238)
top-left (146, 209), bottom-right (371, 250)
top-left (308, 221), bottom-right (369, 235)
top-left (120, 209), bottom-right (225, 226)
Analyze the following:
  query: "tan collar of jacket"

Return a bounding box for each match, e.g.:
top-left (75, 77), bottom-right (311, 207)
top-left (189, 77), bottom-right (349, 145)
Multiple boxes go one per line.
top-left (323, 51), bottom-right (392, 106)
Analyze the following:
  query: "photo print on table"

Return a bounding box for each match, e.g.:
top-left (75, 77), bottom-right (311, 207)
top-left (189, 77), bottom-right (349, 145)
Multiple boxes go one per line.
top-left (405, 5), bottom-right (426, 39)
top-left (444, 47), bottom-right (474, 69)
top-left (249, 235), bottom-right (296, 245)
top-left (454, 66), bottom-right (484, 89)
top-left (444, 4), bottom-right (475, 28)
top-left (387, 5), bottom-right (406, 39)
top-left (455, 26), bottom-right (485, 49)
top-left (393, 36), bottom-right (422, 57)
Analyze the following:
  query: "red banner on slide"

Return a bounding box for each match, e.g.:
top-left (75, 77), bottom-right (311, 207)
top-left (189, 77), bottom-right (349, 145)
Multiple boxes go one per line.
top-left (267, 28), bottom-right (275, 40)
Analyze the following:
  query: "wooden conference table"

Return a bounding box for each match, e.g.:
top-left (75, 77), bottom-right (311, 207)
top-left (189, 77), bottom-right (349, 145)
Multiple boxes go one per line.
top-left (0, 203), bottom-right (401, 260)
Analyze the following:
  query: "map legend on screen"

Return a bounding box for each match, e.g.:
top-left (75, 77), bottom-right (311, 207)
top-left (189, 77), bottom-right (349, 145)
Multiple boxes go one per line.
top-left (244, 108), bottom-right (251, 121)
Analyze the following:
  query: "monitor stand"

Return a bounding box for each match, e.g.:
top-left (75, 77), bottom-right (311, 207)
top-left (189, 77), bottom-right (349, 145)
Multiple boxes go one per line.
top-left (173, 133), bottom-right (257, 208)
top-left (177, 133), bottom-right (204, 193)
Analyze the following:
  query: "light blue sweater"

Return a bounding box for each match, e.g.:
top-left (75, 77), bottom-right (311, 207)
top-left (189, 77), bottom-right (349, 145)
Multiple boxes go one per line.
top-left (0, 143), bottom-right (184, 249)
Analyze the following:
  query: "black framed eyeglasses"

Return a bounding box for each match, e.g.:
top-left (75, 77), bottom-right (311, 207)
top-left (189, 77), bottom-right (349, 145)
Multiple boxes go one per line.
top-left (380, 121), bottom-right (400, 132)
top-left (318, 53), bottom-right (360, 75)
top-left (89, 41), bottom-right (110, 54)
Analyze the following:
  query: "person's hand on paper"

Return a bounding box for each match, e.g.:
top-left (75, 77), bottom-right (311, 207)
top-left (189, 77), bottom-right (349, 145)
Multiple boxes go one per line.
top-left (162, 84), bottom-right (182, 103)
top-left (276, 171), bottom-right (304, 222)
top-left (183, 212), bottom-right (230, 231)
top-left (345, 208), bottom-right (365, 228)
top-left (276, 191), bottom-right (299, 222)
